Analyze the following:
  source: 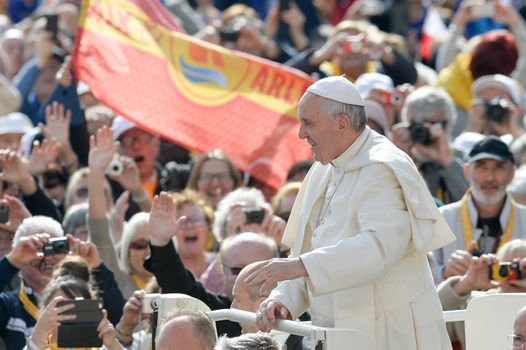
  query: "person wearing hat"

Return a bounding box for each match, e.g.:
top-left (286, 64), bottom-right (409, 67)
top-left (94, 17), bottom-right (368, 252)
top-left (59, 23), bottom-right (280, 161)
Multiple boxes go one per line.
top-left (467, 74), bottom-right (524, 140)
top-left (245, 76), bottom-right (454, 350)
top-left (433, 136), bottom-right (526, 284)
top-left (0, 112), bottom-right (33, 150)
top-left (109, 117), bottom-right (191, 218)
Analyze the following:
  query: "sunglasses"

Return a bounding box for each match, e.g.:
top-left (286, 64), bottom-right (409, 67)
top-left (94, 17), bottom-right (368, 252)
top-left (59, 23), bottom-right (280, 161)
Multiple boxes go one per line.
top-left (222, 264), bottom-right (245, 276)
top-left (129, 239), bottom-right (149, 250)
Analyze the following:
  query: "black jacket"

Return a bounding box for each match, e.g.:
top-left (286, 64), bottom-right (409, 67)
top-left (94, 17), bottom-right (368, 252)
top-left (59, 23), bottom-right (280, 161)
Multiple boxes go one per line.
top-left (143, 242), bottom-right (241, 337)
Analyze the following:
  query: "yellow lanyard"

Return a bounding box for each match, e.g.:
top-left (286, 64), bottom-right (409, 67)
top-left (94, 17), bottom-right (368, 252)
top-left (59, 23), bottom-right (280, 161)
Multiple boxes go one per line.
top-left (460, 193), bottom-right (515, 251)
top-left (18, 280), bottom-right (39, 320)
top-left (131, 274), bottom-right (147, 290)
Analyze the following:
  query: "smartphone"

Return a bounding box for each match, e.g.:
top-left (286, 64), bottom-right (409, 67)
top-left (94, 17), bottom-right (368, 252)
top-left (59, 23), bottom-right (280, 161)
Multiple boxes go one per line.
top-left (0, 205), bottom-right (8, 224)
top-left (470, 3), bottom-right (496, 19)
top-left (45, 14), bottom-right (59, 40)
top-left (57, 299), bottom-right (103, 348)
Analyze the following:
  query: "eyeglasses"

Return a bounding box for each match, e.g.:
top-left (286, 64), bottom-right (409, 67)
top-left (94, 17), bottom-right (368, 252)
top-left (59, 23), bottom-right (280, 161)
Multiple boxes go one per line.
top-left (120, 134), bottom-right (154, 147)
top-left (508, 334), bottom-right (526, 349)
top-left (30, 258), bottom-right (56, 272)
top-left (198, 173), bottom-right (232, 183)
top-left (222, 264), bottom-right (245, 276)
top-left (179, 216), bottom-right (207, 228)
top-left (129, 239), bottom-right (149, 250)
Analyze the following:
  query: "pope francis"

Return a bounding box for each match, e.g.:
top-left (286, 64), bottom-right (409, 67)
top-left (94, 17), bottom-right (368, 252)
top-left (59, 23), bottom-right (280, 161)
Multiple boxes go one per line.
top-left (245, 76), bottom-right (456, 350)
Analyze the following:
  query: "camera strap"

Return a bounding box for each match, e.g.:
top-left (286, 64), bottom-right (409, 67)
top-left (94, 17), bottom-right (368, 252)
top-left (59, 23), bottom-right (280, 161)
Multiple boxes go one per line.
top-left (151, 303), bottom-right (159, 350)
top-left (460, 192), bottom-right (515, 252)
top-left (18, 280), bottom-right (39, 320)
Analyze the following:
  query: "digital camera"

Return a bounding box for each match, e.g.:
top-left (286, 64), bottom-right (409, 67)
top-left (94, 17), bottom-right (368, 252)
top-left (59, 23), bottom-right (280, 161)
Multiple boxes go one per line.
top-left (408, 122), bottom-right (433, 145)
top-left (485, 98), bottom-right (510, 123)
top-left (43, 237), bottom-right (70, 256)
top-left (489, 262), bottom-right (522, 281)
top-left (105, 155), bottom-right (123, 177)
top-left (242, 208), bottom-right (265, 225)
top-left (342, 34), bottom-right (365, 55)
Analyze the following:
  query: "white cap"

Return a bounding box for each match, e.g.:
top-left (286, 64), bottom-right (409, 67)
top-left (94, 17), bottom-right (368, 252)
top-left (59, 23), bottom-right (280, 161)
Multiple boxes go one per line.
top-left (453, 131), bottom-right (486, 155)
top-left (364, 99), bottom-right (388, 134)
top-left (76, 81), bottom-right (91, 96)
top-left (355, 72), bottom-right (394, 97)
top-left (472, 74), bottom-right (521, 105)
top-left (306, 76), bottom-right (365, 106)
top-left (111, 116), bottom-right (137, 140)
top-left (0, 112), bottom-right (33, 135)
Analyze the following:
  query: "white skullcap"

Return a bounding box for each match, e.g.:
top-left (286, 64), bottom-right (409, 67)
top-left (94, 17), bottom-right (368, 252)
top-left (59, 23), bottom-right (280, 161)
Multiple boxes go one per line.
top-left (306, 76), bottom-right (364, 106)
top-left (355, 72), bottom-right (394, 97)
top-left (111, 116), bottom-right (137, 140)
top-left (472, 74), bottom-right (521, 105)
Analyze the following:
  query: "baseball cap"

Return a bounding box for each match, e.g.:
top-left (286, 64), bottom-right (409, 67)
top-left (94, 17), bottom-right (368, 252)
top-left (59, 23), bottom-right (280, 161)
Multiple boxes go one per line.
top-left (468, 136), bottom-right (514, 163)
top-left (355, 72), bottom-right (394, 97)
top-left (0, 112), bottom-right (33, 135)
top-left (471, 74), bottom-right (521, 105)
top-left (364, 99), bottom-right (388, 135)
top-left (111, 116), bottom-right (137, 140)
top-left (306, 75), bottom-right (364, 106)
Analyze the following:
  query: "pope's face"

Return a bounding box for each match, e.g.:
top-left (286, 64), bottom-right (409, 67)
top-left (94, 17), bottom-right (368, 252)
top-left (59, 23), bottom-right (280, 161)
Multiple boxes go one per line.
top-left (298, 94), bottom-right (340, 165)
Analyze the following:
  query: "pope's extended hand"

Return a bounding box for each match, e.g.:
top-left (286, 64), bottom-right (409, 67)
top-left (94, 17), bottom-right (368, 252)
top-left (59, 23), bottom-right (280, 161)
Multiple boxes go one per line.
top-left (244, 257), bottom-right (307, 297)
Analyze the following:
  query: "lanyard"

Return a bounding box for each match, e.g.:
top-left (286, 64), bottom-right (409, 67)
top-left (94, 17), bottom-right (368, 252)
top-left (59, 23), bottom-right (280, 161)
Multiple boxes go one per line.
top-left (131, 274), bottom-right (147, 290)
top-left (460, 193), bottom-right (515, 251)
top-left (18, 280), bottom-right (39, 321)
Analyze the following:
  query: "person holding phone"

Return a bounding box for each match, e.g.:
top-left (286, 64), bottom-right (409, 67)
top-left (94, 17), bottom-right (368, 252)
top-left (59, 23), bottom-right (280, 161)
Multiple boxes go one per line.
top-left (24, 256), bottom-right (124, 350)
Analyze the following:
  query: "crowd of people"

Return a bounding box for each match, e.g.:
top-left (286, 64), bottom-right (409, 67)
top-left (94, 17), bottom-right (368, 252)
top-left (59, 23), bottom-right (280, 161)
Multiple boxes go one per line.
top-left (1, 0), bottom-right (526, 349)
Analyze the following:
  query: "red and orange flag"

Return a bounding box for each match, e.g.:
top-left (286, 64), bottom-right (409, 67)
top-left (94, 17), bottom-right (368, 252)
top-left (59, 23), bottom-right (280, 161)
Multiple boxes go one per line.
top-left (73, 0), bottom-right (313, 190)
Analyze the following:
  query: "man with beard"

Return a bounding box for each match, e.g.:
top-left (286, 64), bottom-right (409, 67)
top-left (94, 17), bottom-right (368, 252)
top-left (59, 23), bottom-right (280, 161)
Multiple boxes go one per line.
top-left (433, 137), bottom-right (526, 283)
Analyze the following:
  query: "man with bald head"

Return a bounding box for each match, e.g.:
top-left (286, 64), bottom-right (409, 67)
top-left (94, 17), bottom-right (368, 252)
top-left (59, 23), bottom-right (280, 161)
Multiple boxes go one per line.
top-left (156, 309), bottom-right (216, 350)
top-left (245, 76), bottom-right (455, 350)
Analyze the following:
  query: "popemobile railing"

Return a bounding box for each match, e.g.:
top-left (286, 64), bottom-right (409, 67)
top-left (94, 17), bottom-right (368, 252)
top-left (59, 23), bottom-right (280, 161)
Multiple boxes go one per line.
top-left (147, 293), bottom-right (471, 350)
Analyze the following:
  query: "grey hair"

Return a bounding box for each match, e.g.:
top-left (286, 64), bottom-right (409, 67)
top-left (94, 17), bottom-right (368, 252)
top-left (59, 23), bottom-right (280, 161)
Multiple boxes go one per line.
top-left (157, 309), bottom-right (216, 349)
top-left (13, 216), bottom-right (64, 246)
top-left (62, 202), bottom-right (89, 237)
top-left (119, 212), bottom-right (149, 274)
top-left (220, 232), bottom-right (278, 265)
top-left (213, 188), bottom-right (272, 242)
top-left (215, 333), bottom-right (283, 350)
top-left (401, 86), bottom-right (457, 130)
top-left (313, 93), bottom-right (367, 131)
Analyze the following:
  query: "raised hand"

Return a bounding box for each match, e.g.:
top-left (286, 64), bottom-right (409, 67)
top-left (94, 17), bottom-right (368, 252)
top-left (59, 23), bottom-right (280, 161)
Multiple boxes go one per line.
top-left (6, 233), bottom-right (51, 268)
top-left (68, 234), bottom-right (101, 268)
top-left (28, 138), bottom-right (61, 175)
top-left (40, 102), bottom-right (72, 146)
top-left (30, 296), bottom-right (77, 349)
top-left (98, 309), bottom-right (125, 350)
top-left (148, 192), bottom-right (185, 246)
top-left (109, 156), bottom-right (142, 195)
top-left (0, 195), bottom-right (31, 233)
top-left (0, 150), bottom-right (37, 195)
top-left (88, 126), bottom-right (119, 171)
